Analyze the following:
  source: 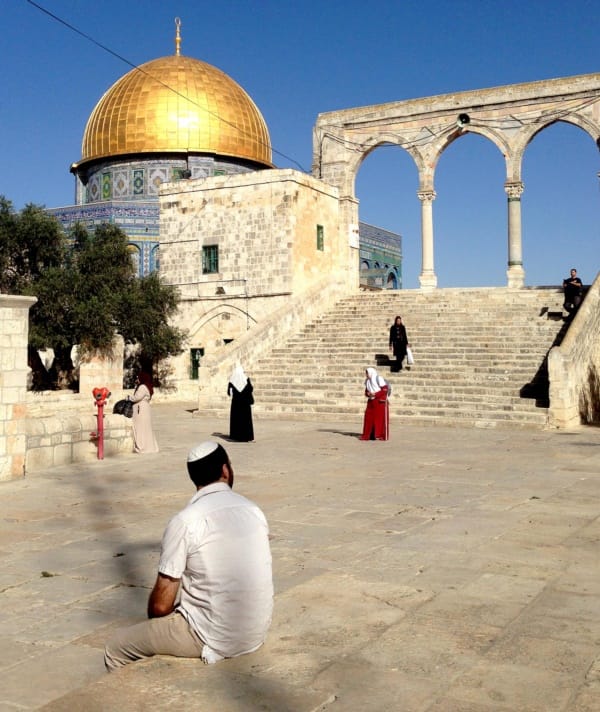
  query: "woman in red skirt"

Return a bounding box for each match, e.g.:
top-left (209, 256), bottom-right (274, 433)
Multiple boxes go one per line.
top-left (359, 367), bottom-right (389, 441)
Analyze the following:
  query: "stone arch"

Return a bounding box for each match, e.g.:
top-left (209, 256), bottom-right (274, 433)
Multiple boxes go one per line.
top-left (187, 303), bottom-right (258, 348)
top-left (150, 244), bottom-right (160, 272)
top-left (348, 134), bottom-right (420, 197)
top-left (314, 72), bottom-right (600, 289)
top-left (386, 269), bottom-right (399, 289)
top-left (525, 115), bottom-right (600, 155)
top-left (429, 126), bottom-right (512, 183)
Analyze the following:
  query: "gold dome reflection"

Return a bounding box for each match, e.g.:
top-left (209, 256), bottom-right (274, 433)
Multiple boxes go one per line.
top-left (76, 54), bottom-right (272, 168)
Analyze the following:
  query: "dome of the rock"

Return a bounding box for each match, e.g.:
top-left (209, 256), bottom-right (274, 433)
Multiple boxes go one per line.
top-left (73, 54), bottom-right (272, 170)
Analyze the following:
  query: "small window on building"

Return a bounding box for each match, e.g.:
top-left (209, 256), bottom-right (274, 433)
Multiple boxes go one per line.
top-left (190, 347), bottom-right (204, 379)
top-left (316, 224), bottom-right (324, 251)
top-left (202, 245), bottom-right (219, 274)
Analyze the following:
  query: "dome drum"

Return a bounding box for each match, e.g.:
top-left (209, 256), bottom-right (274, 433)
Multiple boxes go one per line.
top-left (73, 154), bottom-right (268, 205)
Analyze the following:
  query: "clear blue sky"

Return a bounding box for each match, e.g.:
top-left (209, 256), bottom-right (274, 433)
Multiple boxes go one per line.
top-left (3, 0), bottom-right (598, 288)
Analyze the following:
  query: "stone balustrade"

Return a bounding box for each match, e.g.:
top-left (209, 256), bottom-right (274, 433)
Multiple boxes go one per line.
top-left (548, 272), bottom-right (600, 428)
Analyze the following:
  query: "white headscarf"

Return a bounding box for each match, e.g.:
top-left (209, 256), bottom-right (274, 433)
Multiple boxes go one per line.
top-left (229, 363), bottom-right (248, 393)
top-left (365, 367), bottom-right (386, 395)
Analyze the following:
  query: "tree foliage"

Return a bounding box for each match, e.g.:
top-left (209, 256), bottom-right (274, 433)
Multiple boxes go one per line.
top-left (1, 197), bottom-right (186, 389)
top-left (0, 197), bottom-right (64, 293)
top-left (118, 271), bottom-right (186, 366)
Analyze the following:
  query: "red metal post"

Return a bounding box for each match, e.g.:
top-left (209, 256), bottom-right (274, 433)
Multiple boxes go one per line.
top-left (92, 387), bottom-right (111, 460)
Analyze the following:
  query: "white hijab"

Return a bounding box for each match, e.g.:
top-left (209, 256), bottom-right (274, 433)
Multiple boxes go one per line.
top-left (365, 367), bottom-right (385, 395)
top-left (229, 363), bottom-right (248, 393)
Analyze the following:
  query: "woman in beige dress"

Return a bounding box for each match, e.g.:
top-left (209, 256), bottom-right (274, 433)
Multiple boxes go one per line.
top-left (128, 372), bottom-right (159, 453)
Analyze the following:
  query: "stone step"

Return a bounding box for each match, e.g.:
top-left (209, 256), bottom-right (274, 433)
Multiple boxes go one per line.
top-left (232, 288), bottom-right (570, 428)
top-left (253, 362), bottom-right (547, 374)
top-left (253, 392), bottom-right (545, 409)
top-left (200, 403), bottom-right (549, 429)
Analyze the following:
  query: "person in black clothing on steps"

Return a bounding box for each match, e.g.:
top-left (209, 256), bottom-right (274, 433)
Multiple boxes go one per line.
top-left (389, 315), bottom-right (409, 373)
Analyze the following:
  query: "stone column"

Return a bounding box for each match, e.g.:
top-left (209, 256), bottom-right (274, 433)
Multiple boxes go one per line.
top-left (417, 189), bottom-right (437, 290)
top-left (505, 181), bottom-right (525, 288)
top-left (0, 295), bottom-right (37, 481)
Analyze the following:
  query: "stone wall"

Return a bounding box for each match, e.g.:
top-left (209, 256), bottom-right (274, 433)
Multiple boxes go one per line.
top-left (548, 271), bottom-right (600, 428)
top-left (0, 295), bottom-right (133, 480)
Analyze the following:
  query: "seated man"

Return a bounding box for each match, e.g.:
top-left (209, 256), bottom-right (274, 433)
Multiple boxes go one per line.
top-left (562, 267), bottom-right (583, 315)
top-left (105, 441), bottom-right (273, 671)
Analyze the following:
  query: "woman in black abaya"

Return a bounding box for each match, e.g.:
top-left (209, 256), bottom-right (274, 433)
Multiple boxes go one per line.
top-left (388, 315), bottom-right (409, 372)
top-left (227, 363), bottom-right (255, 441)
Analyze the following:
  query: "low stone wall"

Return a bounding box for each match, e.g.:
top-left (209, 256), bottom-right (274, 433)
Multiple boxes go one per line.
top-left (22, 392), bottom-right (133, 474)
top-left (548, 272), bottom-right (600, 429)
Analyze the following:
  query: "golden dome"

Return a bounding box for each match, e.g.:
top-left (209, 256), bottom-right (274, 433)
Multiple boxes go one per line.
top-left (75, 54), bottom-right (272, 168)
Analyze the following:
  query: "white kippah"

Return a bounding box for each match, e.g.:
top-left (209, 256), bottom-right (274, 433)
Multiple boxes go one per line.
top-left (187, 440), bottom-right (219, 463)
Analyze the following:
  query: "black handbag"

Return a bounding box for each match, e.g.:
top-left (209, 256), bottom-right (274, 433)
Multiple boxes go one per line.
top-left (113, 399), bottom-right (134, 418)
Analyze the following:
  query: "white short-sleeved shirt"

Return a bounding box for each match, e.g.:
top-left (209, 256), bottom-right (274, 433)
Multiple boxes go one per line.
top-left (159, 482), bottom-right (273, 660)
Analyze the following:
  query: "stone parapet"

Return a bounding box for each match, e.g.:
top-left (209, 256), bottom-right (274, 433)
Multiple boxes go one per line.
top-left (195, 276), bottom-right (349, 411)
top-left (548, 272), bottom-right (600, 429)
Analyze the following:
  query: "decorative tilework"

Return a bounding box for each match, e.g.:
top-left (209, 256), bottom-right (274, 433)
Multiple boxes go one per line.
top-left (113, 170), bottom-right (129, 198)
top-left (88, 176), bottom-right (100, 202)
top-left (133, 169), bottom-right (144, 195)
top-left (148, 168), bottom-right (170, 195)
top-left (102, 173), bottom-right (112, 200)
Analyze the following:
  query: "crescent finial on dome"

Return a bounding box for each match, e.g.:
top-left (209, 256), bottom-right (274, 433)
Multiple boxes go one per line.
top-left (175, 17), bottom-right (182, 56)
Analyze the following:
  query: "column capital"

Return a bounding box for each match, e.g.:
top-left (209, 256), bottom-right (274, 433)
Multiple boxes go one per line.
top-left (417, 189), bottom-right (436, 202)
top-left (504, 181), bottom-right (524, 199)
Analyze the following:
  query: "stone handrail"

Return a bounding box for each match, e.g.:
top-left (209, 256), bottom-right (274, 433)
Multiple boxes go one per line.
top-left (195, 277), bottom-right (349, 409)
top-left (548, 271), bottom-right (600, 428)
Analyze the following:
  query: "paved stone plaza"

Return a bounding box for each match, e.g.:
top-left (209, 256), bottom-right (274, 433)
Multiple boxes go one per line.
top-left (1, 402), bottom-right (599, 711)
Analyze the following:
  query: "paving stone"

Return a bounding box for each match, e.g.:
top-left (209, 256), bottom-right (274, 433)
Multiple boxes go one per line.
top-left (0, 404), bottom-right (599, 711)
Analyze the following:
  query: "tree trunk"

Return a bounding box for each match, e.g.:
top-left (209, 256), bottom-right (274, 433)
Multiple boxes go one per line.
top-left (50, 345), bottom-right (76, 390)
top-left (27, 346), bottom-right (53, 391)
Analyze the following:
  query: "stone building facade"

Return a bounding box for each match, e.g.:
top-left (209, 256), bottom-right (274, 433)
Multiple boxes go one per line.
top-left (159, 168), bottom-right (348, 378)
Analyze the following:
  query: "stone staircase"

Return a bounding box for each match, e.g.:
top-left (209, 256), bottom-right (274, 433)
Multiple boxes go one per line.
top-left (241, 287), bottom-right (570, 428)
